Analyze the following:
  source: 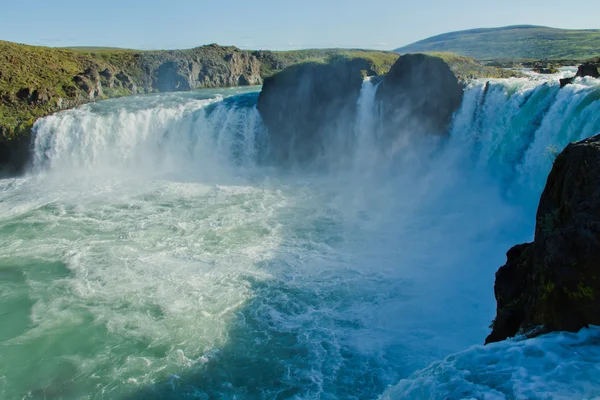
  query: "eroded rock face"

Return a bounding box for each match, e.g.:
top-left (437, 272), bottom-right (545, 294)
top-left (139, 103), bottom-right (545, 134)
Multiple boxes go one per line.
top-left (376, 54), bottom-right (465, 140)
top-left (487, 134), bottom-right (600, 344)
top-left (150, 47), bottom-right (263, 92)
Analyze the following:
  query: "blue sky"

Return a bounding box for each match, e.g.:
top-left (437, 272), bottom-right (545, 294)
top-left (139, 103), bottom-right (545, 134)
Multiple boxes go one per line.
top-left (1, 0), bottom-right (599, 50)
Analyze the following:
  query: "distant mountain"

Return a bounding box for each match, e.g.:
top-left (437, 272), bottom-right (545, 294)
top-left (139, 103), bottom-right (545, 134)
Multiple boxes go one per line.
top-left (395, 25), bottom-right (600, 60)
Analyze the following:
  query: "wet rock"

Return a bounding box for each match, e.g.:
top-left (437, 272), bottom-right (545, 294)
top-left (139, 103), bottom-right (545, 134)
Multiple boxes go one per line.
top-left (376, 54), bottom-right (465, 140)
top-left (576, 61), bottom-right (600, 78)
top-left (487, 134), bottom-right (600, 344)
top-left (257, 57), bottom-right (375, 164)
top-left (0, 126), bottom-right (31, 176)
top-left (560, 77), bottom-right (575, 88)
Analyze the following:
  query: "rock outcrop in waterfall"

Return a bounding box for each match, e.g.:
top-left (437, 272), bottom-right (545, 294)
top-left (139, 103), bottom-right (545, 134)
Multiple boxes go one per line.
top-left (376, 53), bottom-right (519, 140)
top-left (487, 134), bottom-right (600, 344)
top-left (257, 52), bottom-right (516, 164)
top-left (256, 55), bottom-right (396, 164)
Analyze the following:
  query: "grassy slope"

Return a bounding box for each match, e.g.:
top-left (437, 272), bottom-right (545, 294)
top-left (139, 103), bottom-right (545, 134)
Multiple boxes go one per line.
top-left (429, 52), bottom-right (521, 80)
top-left (0, 41), bottom-right (397, 139)
top-left (395, 25), bottom-right (600, 60)
top-left (256, 49), bottom-right (398, 76)
top-left (0, 41), bottom-right (117, 137)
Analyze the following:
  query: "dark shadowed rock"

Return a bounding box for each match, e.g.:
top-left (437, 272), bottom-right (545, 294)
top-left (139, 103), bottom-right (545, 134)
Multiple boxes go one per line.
top-left (487, 134), bottom-right (600, 344)
top-left (376, 53), bottom-right (517, 142)
top-left (576, 60), bottom-right (600, 78)
top-left (560, 76), bottom-right (576, 88)
top-left (257, 57), bottom-right (377, 164)
top-left (560, 59), bottom-right (599, 87)
top-left (16, 88), bottom-right (32, 101)
top-left (376, 54), bottom-right (465, 140)
top-left (153, 61), bottom-right (192, 92)
top-left (0, 126), bottom-right (31, 176)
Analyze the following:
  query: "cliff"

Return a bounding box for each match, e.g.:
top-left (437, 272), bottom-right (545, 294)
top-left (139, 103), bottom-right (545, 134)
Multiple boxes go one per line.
top-left (487, 134), bottom-right (600, 344)
top-left (0, 41), bottom-right (396, 173)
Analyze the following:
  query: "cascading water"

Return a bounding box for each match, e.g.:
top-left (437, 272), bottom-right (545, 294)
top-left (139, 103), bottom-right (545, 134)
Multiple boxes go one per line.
top-left (0, 73), bottom-right (599, 400)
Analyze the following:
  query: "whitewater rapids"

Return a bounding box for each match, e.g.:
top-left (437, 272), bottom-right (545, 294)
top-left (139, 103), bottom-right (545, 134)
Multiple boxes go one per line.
top-left (0, 73), bottom-right (599, 399)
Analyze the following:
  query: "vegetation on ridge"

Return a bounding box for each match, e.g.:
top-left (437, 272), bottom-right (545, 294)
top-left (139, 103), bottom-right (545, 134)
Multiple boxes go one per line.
top-left (0, 40), bottom-right (398, 142)
top-left (395, 26), bottom-right (600, 61)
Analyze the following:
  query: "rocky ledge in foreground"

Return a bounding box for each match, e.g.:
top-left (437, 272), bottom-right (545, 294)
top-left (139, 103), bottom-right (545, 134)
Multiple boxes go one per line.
top-left (487, 134), bottom-right (600, 344)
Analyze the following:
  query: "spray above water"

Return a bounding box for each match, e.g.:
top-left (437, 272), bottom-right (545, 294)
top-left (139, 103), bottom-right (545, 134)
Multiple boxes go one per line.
top-left (0, 74), bottom-right (599, 399)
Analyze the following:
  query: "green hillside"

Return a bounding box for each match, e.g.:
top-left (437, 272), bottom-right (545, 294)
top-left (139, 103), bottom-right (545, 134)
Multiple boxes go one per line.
top-left (0, 40), bottom-right (397, 138)
top-left (395, 25), bottom-right (600, 60)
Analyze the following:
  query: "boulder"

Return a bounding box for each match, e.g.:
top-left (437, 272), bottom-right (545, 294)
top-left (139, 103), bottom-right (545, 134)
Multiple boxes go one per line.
top-left (560, 77), bottom-right (575, 88)
top-left (487, 134), bottom-right (600, 344)
top-left (559, 60), bottom-right (599, 87)
top-left (257, 57), bottom-right (376, 164)
top-left (16, 87), bottom-right (33, 101)
top-left (376, 54), bottom-right (465, 140)
top-left (576, 61), bottom-right (600, 78)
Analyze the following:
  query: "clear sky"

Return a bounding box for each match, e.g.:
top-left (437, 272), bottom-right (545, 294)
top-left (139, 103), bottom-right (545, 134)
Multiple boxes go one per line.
top-left (1, 0), bottom-right (599, 50)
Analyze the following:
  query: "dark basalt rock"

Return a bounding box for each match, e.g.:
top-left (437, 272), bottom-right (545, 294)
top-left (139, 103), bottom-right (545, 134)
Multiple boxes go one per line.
top-left (376, 54), bottom-right (465, 140)
top-left (0, 127), bottom-right (31, 176)
top-left (560, 59), bottom-right (599, 87)
top-left (487, 134), bottom-right (600, 344)
top-left (576, 61), bottom-right (600, 78)
top-left (560, 77), bottom-right (575, 88)
top-left (257, 57), bottom-right (375, 164)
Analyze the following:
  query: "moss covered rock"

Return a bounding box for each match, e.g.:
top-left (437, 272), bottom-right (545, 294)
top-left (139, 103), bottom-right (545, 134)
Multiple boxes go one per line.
top-left (487, 134), bottom-right (600, 344)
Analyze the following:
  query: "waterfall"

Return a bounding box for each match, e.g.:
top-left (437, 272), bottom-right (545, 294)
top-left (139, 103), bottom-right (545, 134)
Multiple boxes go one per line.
top-left (353, 77), bottom-right (382, 170)
top-left (449, 75), bottom-right (600, 200)
top-left (31, 91), bottom-right (266, 176)
top-left (5, 72), bottom-right (600, 400)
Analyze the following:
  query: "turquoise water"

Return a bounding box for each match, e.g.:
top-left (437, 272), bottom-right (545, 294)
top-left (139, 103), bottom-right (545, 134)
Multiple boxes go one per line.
top-left (1, 75), bottom-right (600, 399)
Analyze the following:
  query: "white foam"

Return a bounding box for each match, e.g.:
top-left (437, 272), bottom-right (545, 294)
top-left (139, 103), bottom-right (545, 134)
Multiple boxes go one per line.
top-left (1, 76), bottom-right (600, 398)
top-left (382, 327), bottom-right (600, 400)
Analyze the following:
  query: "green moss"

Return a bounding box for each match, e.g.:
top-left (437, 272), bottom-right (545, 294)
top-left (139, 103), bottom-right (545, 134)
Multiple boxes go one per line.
top-left (564, 283), bottom-right (595, 300)
top-left (541, 280), bottom-right (556, 300)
